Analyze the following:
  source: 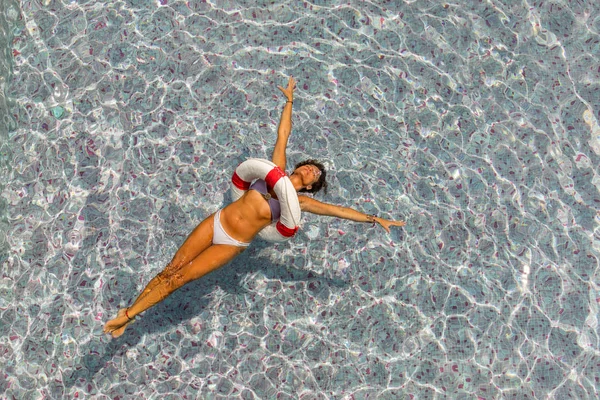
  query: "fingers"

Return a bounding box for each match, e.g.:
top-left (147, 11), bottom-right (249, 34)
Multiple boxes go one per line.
top-left (278, 77), bottom-right (296, 99)
top-left (376, 220), bottom-right (391, 233)
top-left (380, 220), bottom-right (406, 233)
top-left (285, 76), bottom-right (296, 91)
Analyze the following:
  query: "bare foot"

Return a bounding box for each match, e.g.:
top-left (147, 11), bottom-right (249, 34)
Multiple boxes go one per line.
top-left (103, 308), bottom-right (134, 338)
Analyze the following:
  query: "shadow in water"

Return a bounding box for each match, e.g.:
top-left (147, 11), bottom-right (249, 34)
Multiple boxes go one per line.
top-left (62, 239), bottom-right (349, 390)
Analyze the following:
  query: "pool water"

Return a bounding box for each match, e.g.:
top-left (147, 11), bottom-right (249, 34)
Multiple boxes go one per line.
top-left (1, 0), bottom-right (600, 398)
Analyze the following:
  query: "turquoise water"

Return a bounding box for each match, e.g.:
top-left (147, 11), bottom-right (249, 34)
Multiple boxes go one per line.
top-left (1, 0), bottom-right (600, 398)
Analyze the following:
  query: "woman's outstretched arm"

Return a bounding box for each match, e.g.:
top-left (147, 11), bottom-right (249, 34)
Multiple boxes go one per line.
top-left (298, 195), bottom-right (406, 233)
top-left (272, 76), bottom-right (296, 171)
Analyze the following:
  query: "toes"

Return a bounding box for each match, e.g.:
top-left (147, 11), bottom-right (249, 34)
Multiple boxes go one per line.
top-left (111, 320), bottom-right (132, 338)
top-left (104, 309), bottom-right (134, 338)
top-left (103, 323), bottom-right (117, 334)
top-left (111, 326), bottom-right (126, 338)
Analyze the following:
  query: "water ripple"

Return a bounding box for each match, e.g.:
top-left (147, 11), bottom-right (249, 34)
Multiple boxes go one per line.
top-left (2, 0), bottom-right (600, 398)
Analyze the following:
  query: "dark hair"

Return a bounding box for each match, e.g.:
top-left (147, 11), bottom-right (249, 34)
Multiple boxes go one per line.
top-left (294, 159), bottom-right (328, 194)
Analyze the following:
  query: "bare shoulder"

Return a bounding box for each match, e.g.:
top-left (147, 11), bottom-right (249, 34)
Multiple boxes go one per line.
top-left (298, 195), bottom-right (338, 215)
top-left (298, 195), bottom-right (320, 213)
top-left (297, 194), bottom-right (317, 209)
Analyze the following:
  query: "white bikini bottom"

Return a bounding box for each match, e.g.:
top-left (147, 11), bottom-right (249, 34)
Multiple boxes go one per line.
top-left (213, 209), bottom-right (250, 247)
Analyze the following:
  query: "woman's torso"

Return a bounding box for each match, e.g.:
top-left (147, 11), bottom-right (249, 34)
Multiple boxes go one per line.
top-left (219, 188), bottom-right (275, 243)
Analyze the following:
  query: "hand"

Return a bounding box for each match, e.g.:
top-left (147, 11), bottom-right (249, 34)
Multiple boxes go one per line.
top-left (277, 76), bottom-right (296, 102)
top-left (374, 217), bottom-right (406, 233)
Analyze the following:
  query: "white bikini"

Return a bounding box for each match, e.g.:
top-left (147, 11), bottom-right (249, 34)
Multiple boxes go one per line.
top-left (213, 209), bottom-right (250, 247)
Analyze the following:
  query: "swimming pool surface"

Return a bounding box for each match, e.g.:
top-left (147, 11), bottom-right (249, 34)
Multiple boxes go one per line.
top-left (1, 0), bottom-right (600, 398)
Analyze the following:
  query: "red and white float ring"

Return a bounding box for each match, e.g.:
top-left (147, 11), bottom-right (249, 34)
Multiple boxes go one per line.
top-left (231, 158), bottom-right (301, 242)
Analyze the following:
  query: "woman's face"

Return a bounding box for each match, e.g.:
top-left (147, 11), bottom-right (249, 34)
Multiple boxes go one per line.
top-left (294, 164), bottom-right (321, 188)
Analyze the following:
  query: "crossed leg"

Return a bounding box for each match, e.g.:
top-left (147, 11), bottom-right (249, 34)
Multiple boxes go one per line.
top-left (129, 213), bottom-right (217, 306)
top-left (104, 213), bottom-right (246, 338)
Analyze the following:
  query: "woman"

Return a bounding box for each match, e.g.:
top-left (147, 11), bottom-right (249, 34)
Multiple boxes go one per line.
top-left (104, 77), bottom-right (406, 338)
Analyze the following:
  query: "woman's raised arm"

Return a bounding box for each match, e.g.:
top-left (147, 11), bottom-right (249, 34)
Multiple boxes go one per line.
top-left (298, 195), bottom-right (406, 233)
top-left (272, 76), bottom-right (296, 171)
